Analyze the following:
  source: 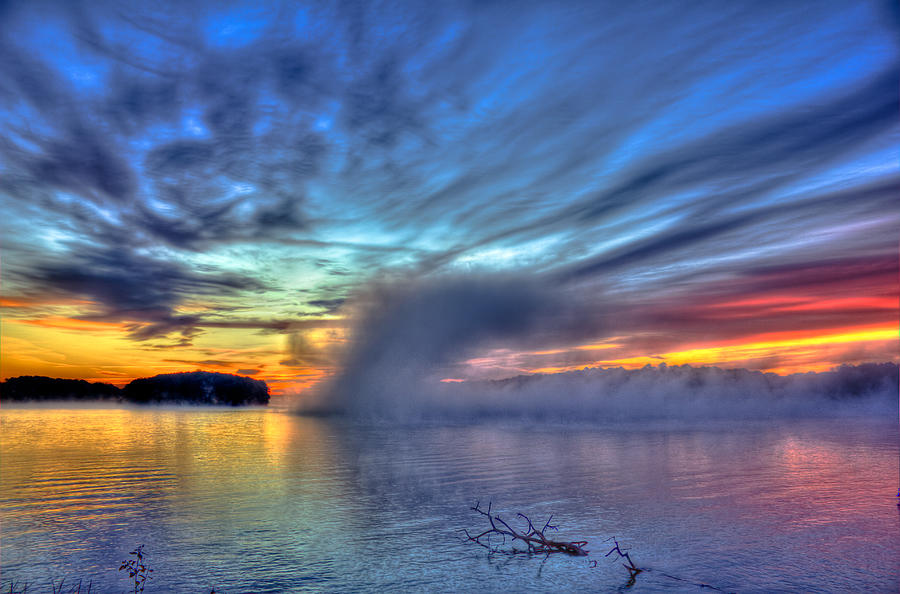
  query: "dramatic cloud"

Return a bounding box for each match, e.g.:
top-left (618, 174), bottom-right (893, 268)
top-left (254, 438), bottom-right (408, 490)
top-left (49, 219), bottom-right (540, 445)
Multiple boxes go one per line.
top-left (1, 0), bottom-right (897, 387)
top-left (19, 244), bottom-right (266, 343)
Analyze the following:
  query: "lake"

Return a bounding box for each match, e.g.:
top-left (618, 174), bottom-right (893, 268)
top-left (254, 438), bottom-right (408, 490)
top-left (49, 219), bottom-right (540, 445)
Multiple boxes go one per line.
top-left (1, 407), bottom-right (898, 592)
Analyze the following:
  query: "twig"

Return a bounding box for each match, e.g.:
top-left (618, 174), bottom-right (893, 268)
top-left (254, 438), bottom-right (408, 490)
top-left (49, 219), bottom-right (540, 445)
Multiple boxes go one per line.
top-left (604, 537), bottom-right (643, 586)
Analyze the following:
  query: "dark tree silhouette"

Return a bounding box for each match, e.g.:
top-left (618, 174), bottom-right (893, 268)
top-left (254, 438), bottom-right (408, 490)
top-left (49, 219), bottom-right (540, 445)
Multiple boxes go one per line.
top-left (2, 371), bottom-right (269, 406)
top-left (0, 376), bottom-right (121, 401)
top-left (122, 371), bottom-right (269, 405)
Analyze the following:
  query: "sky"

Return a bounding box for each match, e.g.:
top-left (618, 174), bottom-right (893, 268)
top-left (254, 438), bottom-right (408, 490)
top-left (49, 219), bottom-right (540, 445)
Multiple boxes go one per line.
top-left (1, 0), bottom-right (898, 396)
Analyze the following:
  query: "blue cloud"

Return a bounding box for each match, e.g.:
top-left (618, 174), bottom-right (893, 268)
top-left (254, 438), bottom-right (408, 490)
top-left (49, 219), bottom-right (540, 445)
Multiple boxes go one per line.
top-left (0, 0), bottom-right (896, 362)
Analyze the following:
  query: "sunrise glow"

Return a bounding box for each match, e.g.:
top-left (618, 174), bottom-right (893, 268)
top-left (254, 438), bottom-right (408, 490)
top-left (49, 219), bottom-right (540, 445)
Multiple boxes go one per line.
top-left (0, 0), bottom-right (897, 396)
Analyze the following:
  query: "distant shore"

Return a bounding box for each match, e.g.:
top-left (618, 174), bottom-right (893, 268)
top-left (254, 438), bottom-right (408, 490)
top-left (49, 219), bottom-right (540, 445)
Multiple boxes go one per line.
top-left (0, 371), bottom-right (269, 406)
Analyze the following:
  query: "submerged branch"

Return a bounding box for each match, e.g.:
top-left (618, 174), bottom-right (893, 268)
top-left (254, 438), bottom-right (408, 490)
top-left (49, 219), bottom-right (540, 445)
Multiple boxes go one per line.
top-left (463, 501), bottom-right (589, 557)
top-left (604, 537), bottom-right (643, 586)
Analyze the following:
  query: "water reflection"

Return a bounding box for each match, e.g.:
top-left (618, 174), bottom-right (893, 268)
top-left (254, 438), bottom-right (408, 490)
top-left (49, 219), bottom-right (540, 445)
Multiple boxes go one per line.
top-left (1, 409), bottom-right (898, 592)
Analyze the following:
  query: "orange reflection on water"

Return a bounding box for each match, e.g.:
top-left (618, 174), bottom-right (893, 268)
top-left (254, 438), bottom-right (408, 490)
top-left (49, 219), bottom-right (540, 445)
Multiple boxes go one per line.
top-left (0, 408), bottom-right (342, 531)
top-left (763, 432), bottom-right (892, 529)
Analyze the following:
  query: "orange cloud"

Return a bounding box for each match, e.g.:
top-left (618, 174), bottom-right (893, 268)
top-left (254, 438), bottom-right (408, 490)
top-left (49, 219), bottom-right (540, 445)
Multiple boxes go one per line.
top-left (525, 325), bottom-right (897, 376)
top-left (19, 317), bottom-right (126, 331)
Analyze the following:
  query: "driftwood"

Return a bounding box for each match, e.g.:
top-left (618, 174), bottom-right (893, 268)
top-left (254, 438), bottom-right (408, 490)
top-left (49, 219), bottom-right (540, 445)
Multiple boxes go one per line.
top-left (604, 537), bottom-right (643, 586)
top-left (463, 501), bottom-right (589, 556)
top-left (463, 502), bottom-right (739, 591)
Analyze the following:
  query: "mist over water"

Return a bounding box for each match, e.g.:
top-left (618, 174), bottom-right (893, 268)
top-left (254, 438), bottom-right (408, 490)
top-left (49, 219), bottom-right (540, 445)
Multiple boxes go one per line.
top-left (309, 275), bottom-right (568, 416)
top-left (303, 276), bottom-right (898, 421)
top-left (308, 361), bottom-right (898, 422)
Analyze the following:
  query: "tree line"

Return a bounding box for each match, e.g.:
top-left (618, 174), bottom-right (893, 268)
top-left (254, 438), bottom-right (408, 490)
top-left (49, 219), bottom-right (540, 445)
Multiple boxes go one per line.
top-left (0, 371), bottom-right (269, 406)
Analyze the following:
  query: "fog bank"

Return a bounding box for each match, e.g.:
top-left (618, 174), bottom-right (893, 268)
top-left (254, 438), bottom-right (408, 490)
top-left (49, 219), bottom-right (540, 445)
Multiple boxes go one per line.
top-left (299, 274), bottom-right (897, 421)
top-left (303, 362), bottom-right (897, 421)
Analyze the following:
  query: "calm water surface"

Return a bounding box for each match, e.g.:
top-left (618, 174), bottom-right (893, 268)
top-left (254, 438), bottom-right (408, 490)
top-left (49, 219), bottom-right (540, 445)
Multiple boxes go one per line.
top-left (1, 407), bottom-right (898, 592)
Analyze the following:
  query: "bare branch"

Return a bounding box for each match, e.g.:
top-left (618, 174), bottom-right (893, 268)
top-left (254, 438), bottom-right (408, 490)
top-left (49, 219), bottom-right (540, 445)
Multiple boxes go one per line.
top-left (464, 501), bottom-right (589, 557)
top-left (605, 536), bottom-right (643, 585)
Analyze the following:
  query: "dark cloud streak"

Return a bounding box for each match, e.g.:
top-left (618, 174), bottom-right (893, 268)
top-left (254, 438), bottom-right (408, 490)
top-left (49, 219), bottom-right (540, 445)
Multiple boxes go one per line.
top-left (23, 244), bottom-right (265, 342)
top-left (0, 0), bottom-right (896, 379)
